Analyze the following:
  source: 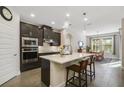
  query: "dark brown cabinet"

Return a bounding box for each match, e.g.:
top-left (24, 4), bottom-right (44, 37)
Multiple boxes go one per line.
top-left (20, 22), bottom-right (60, 72)
top-left (20, 22), bottom-right (38, 37)
top-left (20, 22), bottom-right (60, 46)
top-left (52, 32), bottom-right (61, 46)
top-left (39, 52), bottom-right (59, 86)
top-left (30, 27), bottom-right (39, 38)
top-left (38, 29), bottom-right (43, 46)
top-left (20, 22), bottom-right (43, 46)
top-left (42, 25), bottom-right (61, 46)
top-left (20, 22), bottom-right (30, 37)
top-left (20, 22), bottom-right (43, 72)
top-left (41, 58), bottom-right (50, 86)
top-left (43, 25), bottom-right (53, 40)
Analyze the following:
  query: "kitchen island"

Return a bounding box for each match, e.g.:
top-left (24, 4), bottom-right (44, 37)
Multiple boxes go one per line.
top-left (40, 53), bottom-right (93, 87)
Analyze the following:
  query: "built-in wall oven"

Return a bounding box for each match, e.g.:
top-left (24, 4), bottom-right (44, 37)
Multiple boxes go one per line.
top-left (21, 37), bottom-right (38, 65)
top-left (22, 37), bottom-right (38, 47)
top-left (22, 47), bottom-right (38, 64)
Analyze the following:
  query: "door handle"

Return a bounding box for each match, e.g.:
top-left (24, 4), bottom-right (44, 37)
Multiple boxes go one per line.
top-left (14, 54), bottom-right (17, 56)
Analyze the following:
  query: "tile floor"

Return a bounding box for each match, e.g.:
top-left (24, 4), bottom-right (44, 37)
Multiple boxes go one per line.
top-left (1, 68), bottom-right (46, 87)
top-left (1, 59), bottom-right (124, 87)
top-left (89, 59), bottom-right (124, 87)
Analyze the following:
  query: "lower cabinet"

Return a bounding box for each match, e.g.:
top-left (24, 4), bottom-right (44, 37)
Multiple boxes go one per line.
top-left (39, 52), bottom-right (59, 86)
top-left (21, 61), bottom-right (41, 72)
top-left (41, 58), bottom-right (50, 86)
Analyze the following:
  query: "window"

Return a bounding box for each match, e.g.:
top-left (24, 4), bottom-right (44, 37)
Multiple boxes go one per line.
top-left (91, 36), bottom-right (113, 54)
top-left (91, 38), bottom-right (102, 52)
top-left (102, 38), bottom-right (113, 53)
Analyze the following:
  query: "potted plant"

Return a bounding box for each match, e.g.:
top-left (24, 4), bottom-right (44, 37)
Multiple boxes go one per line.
top-left (86, 46), bottom-right (91, 53)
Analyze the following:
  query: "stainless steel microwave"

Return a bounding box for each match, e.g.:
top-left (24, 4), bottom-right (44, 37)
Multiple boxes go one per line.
top-left (22, 37), bottom-right (38, 47)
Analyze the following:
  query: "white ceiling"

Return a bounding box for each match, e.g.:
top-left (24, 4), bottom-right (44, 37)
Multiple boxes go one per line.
top-left (9, 6), bottom-right (124, 33)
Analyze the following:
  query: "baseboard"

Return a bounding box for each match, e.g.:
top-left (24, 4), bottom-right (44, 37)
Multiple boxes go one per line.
top-left (16, 71), bottom-right (21, 76)
top-left (57, 82), bottom-right (65, 87)
top-left (104, 57), bottom-right (120, 60)
top-left (50, 82), bottom-right (65, 87)
top-left (0, 71), bottom-right (21, 86)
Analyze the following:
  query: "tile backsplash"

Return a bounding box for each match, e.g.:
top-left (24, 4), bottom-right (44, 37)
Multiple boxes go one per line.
top-left (38, 42), bottom-right (59, 53)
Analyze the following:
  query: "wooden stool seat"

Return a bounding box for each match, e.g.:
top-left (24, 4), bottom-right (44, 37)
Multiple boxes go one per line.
top-left (88, 60), bottom-right (94, 65)
top-left (65, 57), bottom-right (89, 87)
top-left (66, 64), bottom-right (81, 72)
top-left (87, 55), bottom-right (96, 81)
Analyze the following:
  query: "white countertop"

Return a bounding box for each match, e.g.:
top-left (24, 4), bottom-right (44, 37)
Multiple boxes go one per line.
top-left (40, 53), bottom-right (93, 64)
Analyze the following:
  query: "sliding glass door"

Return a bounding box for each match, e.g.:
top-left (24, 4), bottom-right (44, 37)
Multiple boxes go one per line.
top-left (91, 36), bottom-right (114, 54)
top-left (91, 38), bottom-right (102, 52)
top-left (102, 37), bottom-right (113, 53)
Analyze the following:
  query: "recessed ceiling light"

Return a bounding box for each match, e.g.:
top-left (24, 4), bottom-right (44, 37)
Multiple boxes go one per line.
top-left (66, 13), bottom-right (70, 17)
top-left (30, 13), bottom-right (35, 17)
top-left (84, 18), bottom-right (88, 21)
top-left (51, 21), bottom-right (55, 25)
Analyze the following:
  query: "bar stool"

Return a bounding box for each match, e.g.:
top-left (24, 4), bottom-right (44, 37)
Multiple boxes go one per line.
top-left (87, 55), bottom-right (96, 81)
top-left (65, 58), bottom-right (89, 87)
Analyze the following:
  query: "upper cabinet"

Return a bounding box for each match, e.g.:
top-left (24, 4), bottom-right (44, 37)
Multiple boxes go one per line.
top-left (38, 28), bottom-right (43, 46)
top-left (42, 25), bottom-right (61, 46)
top-left (20, 22), bottom-right (38, 37)
top-left (20, 22), bottom-right (61, 46)
top-left (43, 26), bottom-right (53, 40)
top-left (20, 22), bottom-right (43, 46)
top-left (52, 32), bottom-right (61, 46)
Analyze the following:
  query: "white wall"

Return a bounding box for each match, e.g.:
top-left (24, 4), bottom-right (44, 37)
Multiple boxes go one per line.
top-left (121, 19), bottom-right (124, 69)
top-left (115, 35), bottom-right (121, 59)
top-left (61, 28), bottom-right (86, 52)
top-left (70, 29), bottom-right (86, 52)
top-left (0, 7), bottom-right (20, 85)
top-left (86, 24), bottom-right (120, 36)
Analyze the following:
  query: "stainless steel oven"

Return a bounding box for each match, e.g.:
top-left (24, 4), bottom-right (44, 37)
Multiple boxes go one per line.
top-left (22, 47), bottom-right (38, 64)
top-left (22, 37), bottom-right (38, 47)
